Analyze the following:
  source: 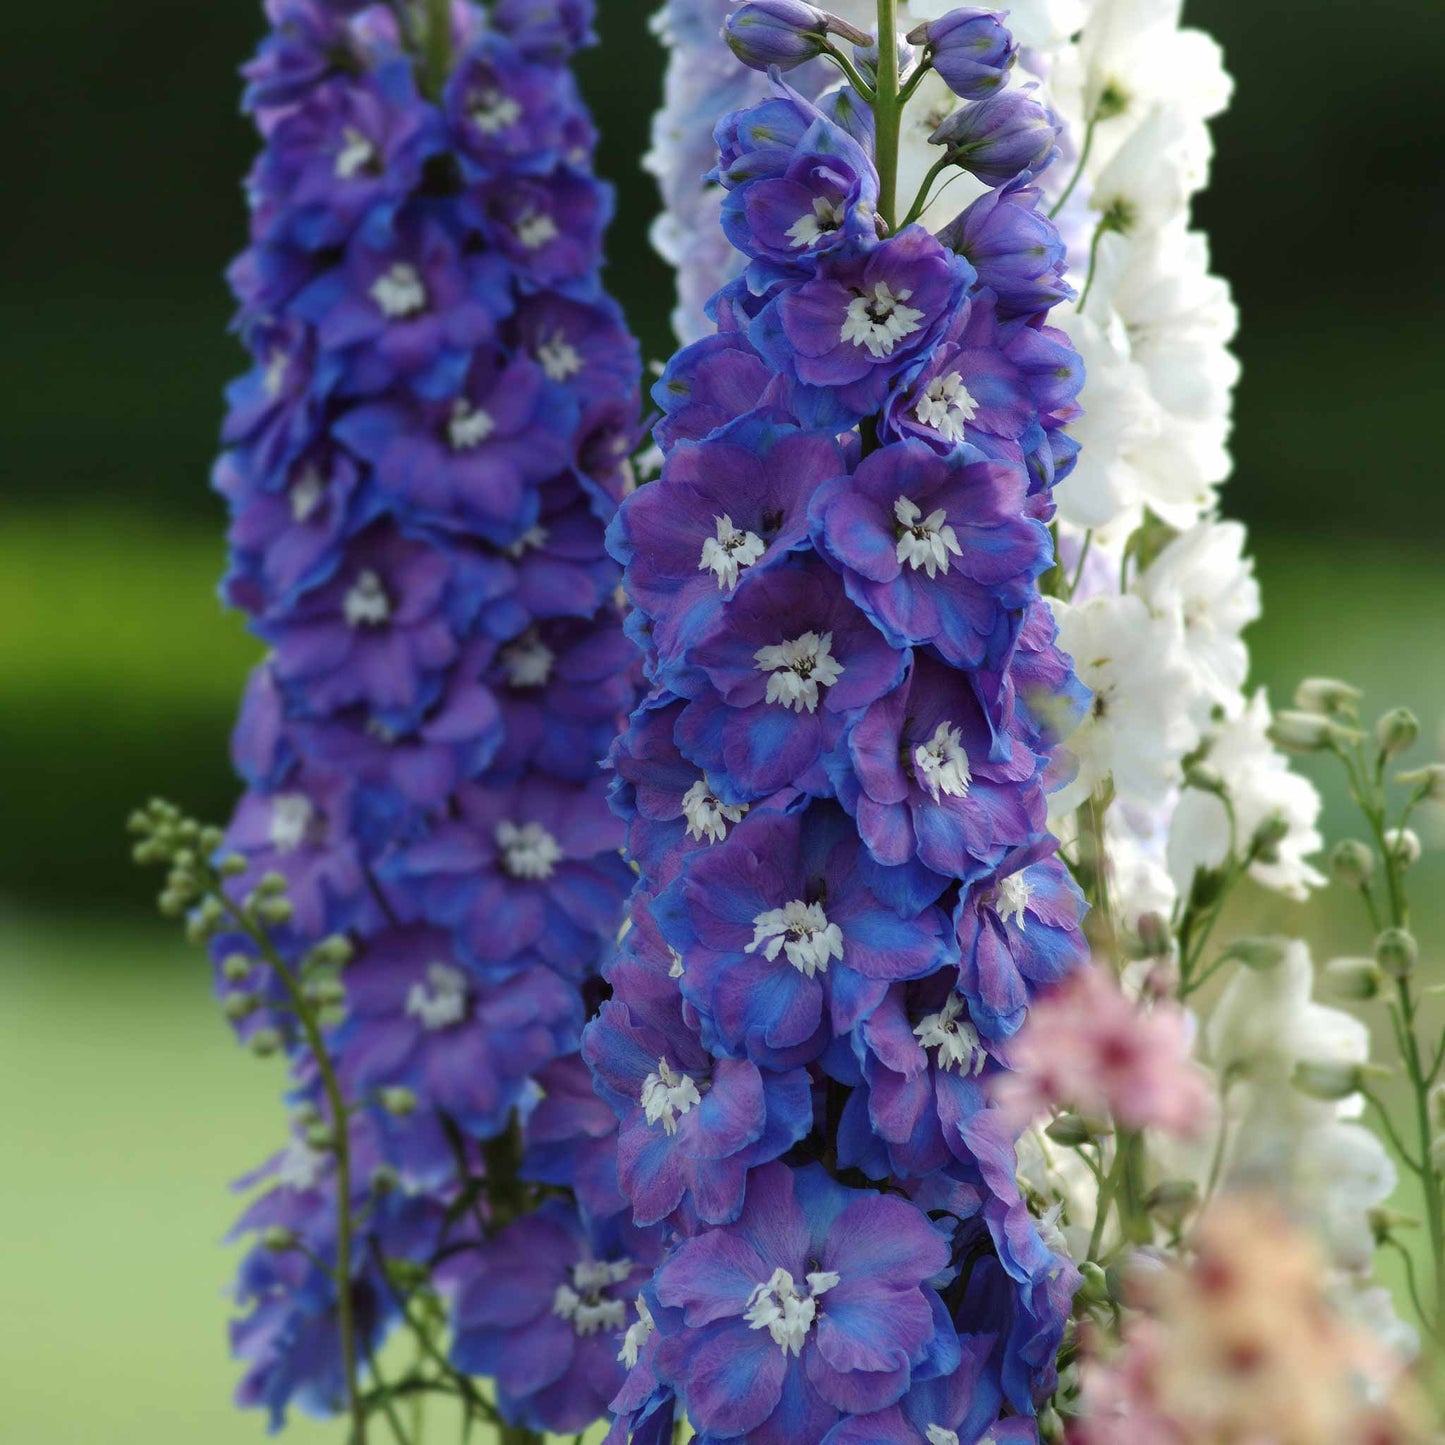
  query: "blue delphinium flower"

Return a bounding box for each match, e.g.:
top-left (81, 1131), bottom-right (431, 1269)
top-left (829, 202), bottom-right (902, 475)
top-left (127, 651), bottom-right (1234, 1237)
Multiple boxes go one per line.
top-left (212, 0), bottom-right (644, 1428)
top-left (590, 10), bottom-right (1090, 1441)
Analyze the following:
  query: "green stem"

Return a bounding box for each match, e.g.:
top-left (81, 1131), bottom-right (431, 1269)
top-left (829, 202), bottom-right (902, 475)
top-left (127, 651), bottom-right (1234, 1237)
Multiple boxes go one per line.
top-left (423, 0), bottom-right (451, 99)
top-left (218, 886), bottom-right (368, 1445)
top-left (1049, 115), bottom-right (1097, 219)
top-left (899, 153), bottom-right (952, 230)
top-left (1363, 1089), bottom-right (1425, 1176)
top-left (873, 0), bottom-right (901, 231)
top-left (1079, 789), bottom-right (1119, 968)
top-left (1077, 216), bottom-right (1109, 313)
top-left (820, 43), bottom-right (877, 104)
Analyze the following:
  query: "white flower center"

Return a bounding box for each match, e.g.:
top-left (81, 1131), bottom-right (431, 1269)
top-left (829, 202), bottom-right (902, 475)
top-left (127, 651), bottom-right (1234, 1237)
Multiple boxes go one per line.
top-left (754, 631), bottom-right (844, 713)
top-left (370, 262), bottom-right (428, 318)
top-left (913, 371), bottom-right (979, 445)
top-left (553, 1258), bottom-right (632, 1337)
top-left (269, 793), bottom-right (314, 853)
top-left (787, 195), bottom-right (847, 249)
top-left (926, 1429), bottom-right (961, 1445)
top-left (276, 1137), bottom-right (326, 1191)
top-left (448, 399), bottom-right (496, 450)
top-left (505, 524), bottom-right (550, 558)
top-left (744, 1267), bottom-right (840, 1357)
top-left (405, 962), bottom-right (469, 1031)
top-left (681, 780), bottom-right (748, 843)
top-left (344, 569), bottom-right (391, 627)
top-left (501, 631), bottom-right (554, 688)
top-left (515, 210), bottom-right (559, 250)
top-left (913, 994), bottom-right (986, 1075)
top-left (263, 349), bottom-right (290, 398)
top-left (471, 89), bottom-right (522, 134)
top-left (640, 1058), bottom-right (703, 1135)
top-left (334, 126), bottom-right (377, 179)
top-left (996, 872), bottom-right (1032, 930)
top-left (894, 496), bottom-right (963, 578)
top-left (536, 330), bottom-right (583, 381)
top-left (840, 281), bottom-right (924, 359)
top-left (618, 1297), bottom-right (655, 1369)
top-left (668, 947), bottom-right (685, 979)
top-left (913, 721), bottom-right (973, 802)
top-left (497, 820), bottom-right (563, 880)
top-left (290, 467), bottom-right (325, 522)
top-left (699, 514), bottom-right (766, 591)
top-left (746, 900), bottom-right (843, 979)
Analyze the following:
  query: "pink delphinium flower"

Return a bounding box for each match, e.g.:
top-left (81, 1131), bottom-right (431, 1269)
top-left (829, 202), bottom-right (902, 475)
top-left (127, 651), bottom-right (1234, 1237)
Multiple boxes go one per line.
top-left (994, 964), bottom-right (1213, 1137)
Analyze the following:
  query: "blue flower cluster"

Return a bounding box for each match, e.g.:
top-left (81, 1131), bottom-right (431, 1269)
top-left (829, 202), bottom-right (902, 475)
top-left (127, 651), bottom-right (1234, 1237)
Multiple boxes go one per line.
top-left (588, 19), bottom-right (1091, 1443)
top-left (209, 0), bottom-right (640, 1426)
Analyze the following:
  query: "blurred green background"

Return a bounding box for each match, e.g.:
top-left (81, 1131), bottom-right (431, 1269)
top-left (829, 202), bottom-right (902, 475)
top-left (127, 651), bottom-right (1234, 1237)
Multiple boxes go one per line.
top-left (2, 0), bottom-right (1442, 1438)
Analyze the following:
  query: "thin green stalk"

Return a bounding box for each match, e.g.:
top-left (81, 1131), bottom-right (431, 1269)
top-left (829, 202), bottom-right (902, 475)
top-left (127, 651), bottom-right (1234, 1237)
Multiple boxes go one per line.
top-left (873, 0), bottom-right (902, 230)
top-left (1079, 789), bottom-right (1119, 967)
top-left (217, 887), bottom-right (369, 1445)
top-left (899, 153), bottom-right (952, 230)
top-left (1049, 115), bottom-right (1097, 219)
top-left (821, 43), bottom-right (877, 104)
top-left (423, 0), bottom-right (451, 99)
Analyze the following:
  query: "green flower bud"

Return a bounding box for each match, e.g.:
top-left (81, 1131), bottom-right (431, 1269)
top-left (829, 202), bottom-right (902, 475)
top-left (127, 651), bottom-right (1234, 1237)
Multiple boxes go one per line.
top-left (311, 934), bottom-right (355, 968)
top-left (199, 826), bottom-right (225, 854)
top-left (1369, 1207), bottom-right (1419, 1245)
top-left (305, 978), bottom-right (346, 1008)
top-left (380, 1087), bottom-right (418, 1118)
top-left (1323, 956), bottom-right (1383, 1001)
top-left (256, 896), bottom-right (295, 927)
top-left (304, 1123), bottom-right (335, 1152)
top-left (1397, 763), bottom-right (1445, 804)
top-left (371, 1165), bottom-right (400, 1195)
top-left (1375, 707), bottom-right (1420, 759)
top-left (1269, 711), bottom-right (1363, 754)
top-left (1045, 1113), bottom-right (1112, 1147)
top-left (259, 871), bottom-right (289, 896)
top-left (1249, 812), bottom-right (1291, 863)
top-left (1293, 678), bottom-right (1362, 717)
top-left (1375, 927), bottom-right (1418, 980)
top-left (1143, 1180), bottom-right (1200, 1226)
top-left (248, 1027), bottom-right (283, 1058)
top-left (1328, 839), bottom-right (1375, 889)
top-left (218, 853), bottom-right (248, 878)
top-left (261, 1226), bottom-right (298, 1252)
top-left (223, 992), bottom-right (259, 1022)
top-left (1076, 1261), bottom-right (1108, 1299)
top-left (1223, 937), bottom-right (1289, 972)
top-left (221, 952), bottom-right (254, 982)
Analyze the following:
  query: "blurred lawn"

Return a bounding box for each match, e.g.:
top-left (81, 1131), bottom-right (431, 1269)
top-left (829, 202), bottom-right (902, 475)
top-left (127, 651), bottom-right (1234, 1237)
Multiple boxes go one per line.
top-left (1, 518), bottom-right (1442, 1437)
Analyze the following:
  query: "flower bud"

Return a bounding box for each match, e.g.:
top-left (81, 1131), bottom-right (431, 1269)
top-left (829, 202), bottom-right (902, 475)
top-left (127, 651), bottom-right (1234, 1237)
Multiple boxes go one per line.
top-left (1044, 1113), bottom-right (1112, 1147)
top-left (1135, 910), bottom-right (1172, 959)
top-left (1369, 1207), bottom-right (1419, 1245)
top-left (724, 1), bottom-right (830, 71)
top-left (1323, 955), bottom-right (1383, 1001)
top-left (1375, 707), bottom-right (1420, 759)
top-left (930, 90), bottom-right (1061, 187)
top-left (1269, 710), bottom-right (1362, 754)
top-left (221, 951), bottom-right (254, 983)
top-left (1292, 1059), bottom-right (1373, 1101)
top-left (912, 8), bottom-right (1017, 101)
top-left (1397, 763), bottom-right (1445, 804)
top-left (1143, 1180), bottom-right (1200, 1228)
top-left (248, 1027), bottom-right (283, 1057)
top-left (1076, 1260), bottom-right (1110, 1304)
top-left (304, 1122), bottom-right (336, 1151)
top-left (1375, 927), bottom-right (1418, 979)
top-left (1431, 1134), bottom-right (1445, 1177)
top-left (380, 1086), bottom-right (418, 1117)
top-left (261, 1226), bottom-right (298, 1252)
top-left (218, 853), bottom-right (248, 878)
top-left (223, 992), bottom-right (260, 1021)
top-left (311, 934), bottom-right (355, 968)
top-left (1249, 812), bottom-right (1290, 864)
top-left (1293, 677), bottom-right (1362, 717)
top-left (1384, 827), bottom-right (1422, 868)
top-left (1223, 937), bottom-right (1288, 972)
top-left (1329, 839), bottom-right (1375, 889)
top-left (256, 895), bottom-right (295, 927)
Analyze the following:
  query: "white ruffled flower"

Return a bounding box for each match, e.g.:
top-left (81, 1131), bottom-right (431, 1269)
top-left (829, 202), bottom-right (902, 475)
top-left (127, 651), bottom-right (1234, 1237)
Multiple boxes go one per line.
top-left (1052, 593), bottom-right (1201, 810)
top-left (1135, 519), bottom-right (1258, 712)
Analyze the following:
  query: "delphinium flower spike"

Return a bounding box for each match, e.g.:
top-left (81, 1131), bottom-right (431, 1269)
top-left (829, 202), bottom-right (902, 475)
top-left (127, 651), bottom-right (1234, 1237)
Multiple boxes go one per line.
top-left (167, 0), bottom-right (646, 1435)
top-left (590, 8), bottom-right (1091, 1439)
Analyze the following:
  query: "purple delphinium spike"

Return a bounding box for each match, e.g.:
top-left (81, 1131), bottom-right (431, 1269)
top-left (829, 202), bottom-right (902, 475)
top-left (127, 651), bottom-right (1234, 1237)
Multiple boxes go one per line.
top-left (590, 11), bottom-right (1089, 1441)
top-left (212, 0), bottom-right (647, 1430)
